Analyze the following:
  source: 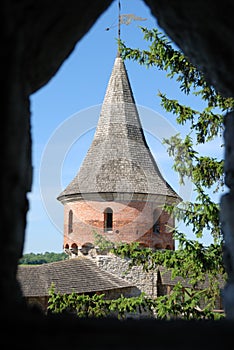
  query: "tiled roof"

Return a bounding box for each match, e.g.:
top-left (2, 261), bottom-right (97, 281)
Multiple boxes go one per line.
top-left (17, 258), bottom-right (133, 297)
top-left (57, 56), bottom-right (181, 204)
top-left (158, 266), bottom-right (226, 289)
top-left (158, 266), bottom-right (193, 288)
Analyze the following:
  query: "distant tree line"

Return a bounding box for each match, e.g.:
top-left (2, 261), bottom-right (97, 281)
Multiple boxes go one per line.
top-left (19, 251), bottom-right (68, 265)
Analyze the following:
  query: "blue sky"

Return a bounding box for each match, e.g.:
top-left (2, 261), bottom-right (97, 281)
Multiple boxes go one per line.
top-left (24, 0), bottom-right (224, 254)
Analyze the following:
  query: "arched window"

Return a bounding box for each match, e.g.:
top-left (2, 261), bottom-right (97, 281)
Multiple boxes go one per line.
top-left (104, 207), bottom-right (113, 232)
top-left (155, 243), bottom-right (162, 250)
top-left (68, 210), bottom-right (73, 234)
top-left (153, 210), bottom-right (160, 234)
top-left (71, 243), bottom-right (78, 255)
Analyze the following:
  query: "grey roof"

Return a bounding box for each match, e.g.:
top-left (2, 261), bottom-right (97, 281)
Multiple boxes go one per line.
top-left (58, 56), bottom-right (181, 203)
top-left (158, 266), bottom-right (226, 289)
top-left (158, 266), bottom-right (194, 289)
top-left (17, 258), bottom-right (133, 297)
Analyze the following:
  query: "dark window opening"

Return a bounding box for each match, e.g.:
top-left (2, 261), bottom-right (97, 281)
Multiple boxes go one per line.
top-left (153, 210), bottom-right (160, 234)
top-left (104, 207), bottom-right (113, 232)
top-left (68, 210), bottom-right (73, 234)
top-left (70, 242), bottom-right (78, 255)
top-left (155, 243), bottom-right (162, 250)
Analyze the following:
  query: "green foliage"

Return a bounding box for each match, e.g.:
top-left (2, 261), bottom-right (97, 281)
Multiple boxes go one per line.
top-left (111, 236), bottom-right (226, 285)
top-left (155, 282), bottom-right (224, 320)
top-left (163, 134), bottom-right (224, 189)
top-left (119, 26), bottom-right (234, 245)
top-left (19, 251), bottom-right (68, 265)
top-left (111, 239), bottom-right (226, 320)
top-left (158, 93), bottom-right (225, 143)
top-left (120, 27), bottom-right (233, 112)
top-left (48, 284), bottom-right (155, 319)
top-left (93, 231), bottom-right (115, 253)
top-left (48, 276), bottom-right (224, 320)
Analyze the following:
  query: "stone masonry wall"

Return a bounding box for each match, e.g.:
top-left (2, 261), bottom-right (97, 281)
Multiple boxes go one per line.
top-left (92, 254), bottom-right (158, 299)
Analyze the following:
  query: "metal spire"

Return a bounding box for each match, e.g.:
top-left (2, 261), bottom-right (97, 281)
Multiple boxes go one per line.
top-left (117, 0), bottom-right (121, 55)
top-left (105, 0), bottom-right (147, 56)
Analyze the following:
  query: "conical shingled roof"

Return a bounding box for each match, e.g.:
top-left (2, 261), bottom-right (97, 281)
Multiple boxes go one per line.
top-left (58, 56), bottom-right (180, 204)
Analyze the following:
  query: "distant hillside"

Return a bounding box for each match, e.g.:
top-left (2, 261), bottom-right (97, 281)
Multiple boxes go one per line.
top-left (19, 251), bottom-right (68, 265)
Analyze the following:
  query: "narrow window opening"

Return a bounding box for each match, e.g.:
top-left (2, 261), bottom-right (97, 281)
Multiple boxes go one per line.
top-left (68, 210), bottom-right (73, 234)
top-left (71, 242), bottom-right (78, 255)
top-left (155, 243), bottom-right (162, 250)
top-left (104, 207), bottom-right (113, 232)
top-left (153, 210), bottom-right (160, 234)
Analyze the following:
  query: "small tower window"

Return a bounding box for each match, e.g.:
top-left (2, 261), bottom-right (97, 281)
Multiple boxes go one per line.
top-left (68, 210), bottom-right (73, 234)
top-left (71, 243), bottom-right (78, 255)
top-left (155, 243), bottom-right (162, 250)
top-left (104, 207), bottom-right (113, 232)
top-left (153, 210), bottom-right (160, 234)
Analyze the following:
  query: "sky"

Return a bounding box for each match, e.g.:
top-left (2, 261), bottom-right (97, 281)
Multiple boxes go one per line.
top-left (24, 0), bottom-right (224, 254)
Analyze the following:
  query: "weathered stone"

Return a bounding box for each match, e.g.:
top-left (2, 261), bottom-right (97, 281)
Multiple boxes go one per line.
top-left (221, 113), bottom-right (234, 318)
top-left (2, 0), bottom-right (234, 345)
top-left (95, 254), bottom-right (158, 298)
top-left (223, 112), bottom-right (234, 189)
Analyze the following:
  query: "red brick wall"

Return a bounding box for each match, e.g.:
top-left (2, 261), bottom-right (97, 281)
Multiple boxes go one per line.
top-left (63, 199), bottom-right (175, 250)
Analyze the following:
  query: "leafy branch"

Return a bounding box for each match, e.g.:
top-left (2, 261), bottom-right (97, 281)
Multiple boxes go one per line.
top-left (48, 282), bottom-right (224, 320)
top-left (48, 284), bottom-right (155, 319)
top-left (120, 27), bottom-right (234, 111)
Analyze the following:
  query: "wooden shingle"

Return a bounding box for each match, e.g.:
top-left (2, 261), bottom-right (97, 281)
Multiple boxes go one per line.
top-left (17, 257), bottom-right (134, 297)
top-left (57, 56), bottom-right (181, 204)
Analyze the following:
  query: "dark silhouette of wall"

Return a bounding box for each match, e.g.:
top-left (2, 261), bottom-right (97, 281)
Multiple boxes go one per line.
top-left (1, 0), bottom-right (234, 347)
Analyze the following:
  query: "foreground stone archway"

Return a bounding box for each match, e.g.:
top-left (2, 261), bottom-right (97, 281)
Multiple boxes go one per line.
top-left (1, 0), bottom-right (234, 346)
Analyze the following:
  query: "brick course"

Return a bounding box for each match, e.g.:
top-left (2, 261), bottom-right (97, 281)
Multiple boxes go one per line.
top-left (63, 199), bottom-right (174, 250)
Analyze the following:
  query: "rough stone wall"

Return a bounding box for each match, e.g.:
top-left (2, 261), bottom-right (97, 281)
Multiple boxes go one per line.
top-left (94, 254), bottom-right (158, 299)
top-left (102, 285), bottom-right (155, 319)
top-left (101, 286), bottom-right (140, 300)
top-left (63, 199), bottom-right (174, 250)
top-left (2, 0), bottom-right (234, 346)
top-left (26, 296), bottom-right (48, 313)
top-left (220, 112), bottom-right (234, 318)
top-left (0, 0), bottom-right (113, 311)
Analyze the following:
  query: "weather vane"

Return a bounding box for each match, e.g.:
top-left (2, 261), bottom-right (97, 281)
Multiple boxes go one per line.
top-left (105, 0), bottom-right (147, 52)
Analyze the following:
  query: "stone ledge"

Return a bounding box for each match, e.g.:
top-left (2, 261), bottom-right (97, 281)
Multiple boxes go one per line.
top-left (1, 309), bottom-right (233, 349)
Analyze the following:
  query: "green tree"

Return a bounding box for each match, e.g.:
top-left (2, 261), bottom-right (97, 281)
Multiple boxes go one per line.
top-left (47, 283), bottom-right (155, 319)
top-left (113, 26), bottom-right (234, 319)
top-left (19, 251), bottom-right (67, 265)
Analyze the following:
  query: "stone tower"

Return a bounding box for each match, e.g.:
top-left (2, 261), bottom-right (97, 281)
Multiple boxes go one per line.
top-left (57, 55), bottom-right (181, 255)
